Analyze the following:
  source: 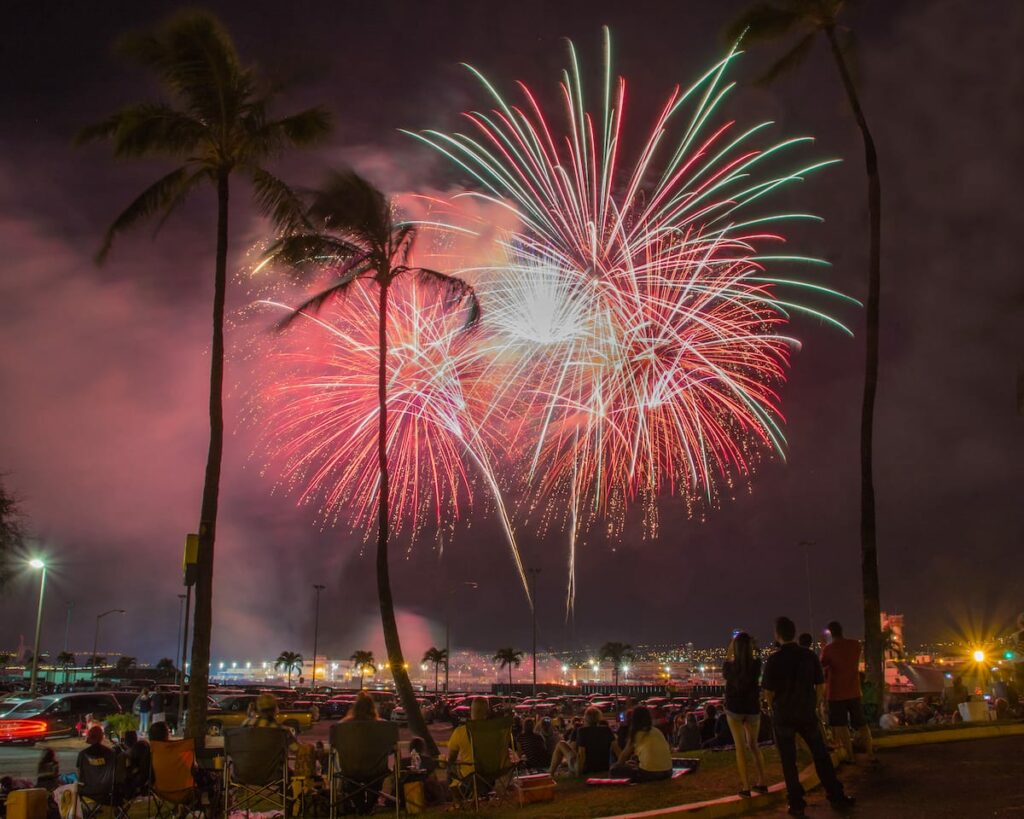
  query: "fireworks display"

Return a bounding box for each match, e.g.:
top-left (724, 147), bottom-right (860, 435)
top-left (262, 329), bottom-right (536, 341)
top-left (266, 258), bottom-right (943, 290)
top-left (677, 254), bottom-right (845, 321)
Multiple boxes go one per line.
top-left (247, 30), bottom-right (852, 612)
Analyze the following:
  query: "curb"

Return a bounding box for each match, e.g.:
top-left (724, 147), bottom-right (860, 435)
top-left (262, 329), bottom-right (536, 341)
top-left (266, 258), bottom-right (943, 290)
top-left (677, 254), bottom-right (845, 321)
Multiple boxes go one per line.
top-left (601, 723), bottom-right (1024, 818)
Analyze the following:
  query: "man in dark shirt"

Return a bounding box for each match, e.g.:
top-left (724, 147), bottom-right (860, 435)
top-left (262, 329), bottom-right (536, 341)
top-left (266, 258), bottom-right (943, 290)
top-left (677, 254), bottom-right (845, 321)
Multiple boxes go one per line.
top-left (76, 726), bottom-right (124, 802)
top-left (763, 616), bottom-right (854, 817)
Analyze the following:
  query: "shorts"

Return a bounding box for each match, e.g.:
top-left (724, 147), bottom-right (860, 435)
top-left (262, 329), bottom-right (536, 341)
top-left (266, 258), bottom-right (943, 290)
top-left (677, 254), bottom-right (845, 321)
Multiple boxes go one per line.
top-left (828, 698), bottom-right (866, 728)
top-left (724, 710), bottom-right (761, 725)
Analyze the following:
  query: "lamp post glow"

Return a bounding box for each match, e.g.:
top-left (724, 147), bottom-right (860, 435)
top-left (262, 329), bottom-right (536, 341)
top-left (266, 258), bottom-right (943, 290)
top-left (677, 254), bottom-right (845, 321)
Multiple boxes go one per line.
top-left (91, 609), bottom-right (125, 681)
top-left (28, 558), bottom-right (47, 695)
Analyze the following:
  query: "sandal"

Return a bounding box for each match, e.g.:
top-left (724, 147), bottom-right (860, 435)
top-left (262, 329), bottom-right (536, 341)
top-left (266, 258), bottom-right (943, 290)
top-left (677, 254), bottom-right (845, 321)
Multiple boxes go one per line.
top-left (753, 784), bottom-right (769, 794)
top-left (738, 790), bottom-right (752, 798)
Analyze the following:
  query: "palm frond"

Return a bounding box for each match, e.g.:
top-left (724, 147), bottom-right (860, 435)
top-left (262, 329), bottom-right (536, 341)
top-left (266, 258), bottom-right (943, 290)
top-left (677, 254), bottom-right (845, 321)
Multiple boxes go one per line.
top-left (255, 106), bottom-right (332, 153)
top-left (76, 103), bottom-right (205, 158)
top-left (413, 267), bottom-right (482, 330)
top-left (96, 165), bottom-right (196, 263)
top-left (276, 268), bottom-right (368, 330)
top-left (309, 169), bottom-right (392, 250)
top-left (724, 1), bottom-right (804, 45)
top-left (265, 232), bottom-right (366, 274)
top-left (247, 167), bottom-right (309, 232)
top-left (756, 31), bottom-right (817, 85)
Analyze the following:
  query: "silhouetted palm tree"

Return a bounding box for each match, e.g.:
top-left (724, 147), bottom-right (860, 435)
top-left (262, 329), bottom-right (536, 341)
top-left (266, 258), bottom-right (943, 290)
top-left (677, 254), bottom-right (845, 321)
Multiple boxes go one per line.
top-left (115, 656), bottom-right (137, 673)
top-left (77, 10), bottom-right (330, 740)
top-left (422, 647), bottom-right (448, 697)
top-left (155, 658), bottom-right (177, 675)
top-left (0, 478), bottom-right (26, 590)
top-left (56, 652), bottom-right (76, 685)
top-left (727, 0), bottom-right (885, 702)
top-left (494, 648), bottom-right (524, 699)
top-left (268, 170), bottom-right (479, 756)
top-left (599, 642), bottom-right (633, 702)
top-left (349, 650), bottom-right (375, 689)
top-left (275, 651), bottom-right (303, 688)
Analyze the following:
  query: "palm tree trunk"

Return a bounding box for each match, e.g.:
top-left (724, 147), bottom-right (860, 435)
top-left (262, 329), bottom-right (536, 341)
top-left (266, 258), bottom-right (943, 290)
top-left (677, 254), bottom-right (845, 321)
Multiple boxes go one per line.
top-left (434, 664), bottom-right (439, 697)
top-left (186, 168), bottom-right (229, 742)
top-left (375, 281), bottom-right (438, 755)
top-left (824, 25), bottom-right (884, 706)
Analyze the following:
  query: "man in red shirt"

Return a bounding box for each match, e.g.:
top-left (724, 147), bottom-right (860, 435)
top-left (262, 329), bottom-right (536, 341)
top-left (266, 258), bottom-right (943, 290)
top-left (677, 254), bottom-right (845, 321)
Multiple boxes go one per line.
top-left (820, 620), bottom-right (874, 762)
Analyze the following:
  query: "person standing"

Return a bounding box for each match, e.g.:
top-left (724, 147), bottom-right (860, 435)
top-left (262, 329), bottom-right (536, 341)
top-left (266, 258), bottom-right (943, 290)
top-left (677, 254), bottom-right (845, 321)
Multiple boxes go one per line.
top-left (722, 631), bottom-right (768, 798)
top-left (763, 616), bottom-right (854, 817)
top-left (137, 689), bottom-right (152, 734)
top-left (821, 620), bottom-right (875, 763)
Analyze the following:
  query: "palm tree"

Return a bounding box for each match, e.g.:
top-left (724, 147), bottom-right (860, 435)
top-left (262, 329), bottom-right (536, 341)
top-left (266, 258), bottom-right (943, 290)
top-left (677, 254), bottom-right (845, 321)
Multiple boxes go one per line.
top-left (115, 656), bottom-right (137, 673)
top-left (268, 170), bottom-right (479, 756)
top-left (56, 651), bottom-right (76, 685)
top-left (155, 658), bottom-right (177, 676)
top-left (422, 648), bottom-right (448, 697)
top-left (349, 651), bottom-right (375, 689)
top-left (0, 652), bottom-right (11, 672)
top-left (275, 651), bottom-right (303, 688)
top-left (0, 478), bottom-right (27, 590)
top-left (599, 642), bottom-right (633, 702)
top-left (727, 0), bottom-right (884, 704)
top-left (89, 655), bottom-right (106, 669)
top-left (494, 648), bottom-right (524, 699)
top-left (77, 11), bottom-right (330, 741)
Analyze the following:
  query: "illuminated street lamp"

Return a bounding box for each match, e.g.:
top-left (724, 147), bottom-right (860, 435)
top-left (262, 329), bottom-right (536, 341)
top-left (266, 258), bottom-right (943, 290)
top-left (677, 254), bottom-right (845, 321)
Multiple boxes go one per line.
top-left (972, 649), bottom-right (986, 663)
top-left (28, 558), bottom-right (47, 695)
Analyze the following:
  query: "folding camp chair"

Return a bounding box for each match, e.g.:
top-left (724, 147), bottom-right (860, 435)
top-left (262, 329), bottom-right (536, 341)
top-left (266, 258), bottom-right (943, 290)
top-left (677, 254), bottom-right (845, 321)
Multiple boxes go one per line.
top-left (223, 727), bottom-right (290, 816)
top-left (149, 738), bottom-right (207, 819)
top-left (78, 747), bottom-right (131, 819)
top-left (447, 716), bottom-right (519, 811)
top-left (328, 720), bottom-right (400, 818)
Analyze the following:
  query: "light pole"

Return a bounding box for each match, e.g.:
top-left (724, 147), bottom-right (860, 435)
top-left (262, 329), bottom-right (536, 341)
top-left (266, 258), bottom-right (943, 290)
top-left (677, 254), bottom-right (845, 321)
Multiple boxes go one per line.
top-left (528, 567), bottom-right (541, 697)
top-left (91, 609), bottom-right (125, 681)
top-left (175, 594), bottom-right (186, 688)
top-left (28, 559), bottom-right (47, 695)
top-left (311, 584), bottom-right (326, 691)
top-left (444, 581), bottom-right (478, 694)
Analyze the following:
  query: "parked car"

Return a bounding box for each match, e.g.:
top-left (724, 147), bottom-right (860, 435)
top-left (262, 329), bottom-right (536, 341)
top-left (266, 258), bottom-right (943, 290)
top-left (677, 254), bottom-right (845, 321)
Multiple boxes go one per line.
top-left (0, 692), bottom-right (124, 743)
top-left (320, 694), bottom-right (356, 719)
top-left (389, 699), bottom-right (435, 724)
top-left (205, 694), bottom-right (314, 735)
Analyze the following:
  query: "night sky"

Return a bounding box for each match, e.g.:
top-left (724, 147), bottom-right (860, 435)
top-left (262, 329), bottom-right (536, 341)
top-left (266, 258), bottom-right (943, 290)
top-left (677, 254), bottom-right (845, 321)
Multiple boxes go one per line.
top-left (1, 1), bottom-right (1021, 665)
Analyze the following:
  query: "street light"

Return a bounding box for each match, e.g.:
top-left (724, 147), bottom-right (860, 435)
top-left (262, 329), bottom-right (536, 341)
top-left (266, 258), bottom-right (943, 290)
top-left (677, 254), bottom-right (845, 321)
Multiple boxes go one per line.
top-left (91, 609), bottom-right (125, 681)
top-left (311, 584), bottom-right (326, 691)
top-left (28, 558), bottom-right (47, 695)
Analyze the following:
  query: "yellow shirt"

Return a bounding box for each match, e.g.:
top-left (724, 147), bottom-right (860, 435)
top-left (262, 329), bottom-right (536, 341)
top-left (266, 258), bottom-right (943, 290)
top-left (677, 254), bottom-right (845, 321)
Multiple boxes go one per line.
top-left (634, 729), bottom-right (672, 772)
top-left (446, 724), bottom-right (473, 776)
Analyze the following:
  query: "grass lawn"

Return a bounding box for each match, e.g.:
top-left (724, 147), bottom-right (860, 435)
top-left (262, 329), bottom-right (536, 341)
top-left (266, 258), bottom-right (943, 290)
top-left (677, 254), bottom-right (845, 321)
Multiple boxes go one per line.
top-left (437, 746), bottom-right (806, 818)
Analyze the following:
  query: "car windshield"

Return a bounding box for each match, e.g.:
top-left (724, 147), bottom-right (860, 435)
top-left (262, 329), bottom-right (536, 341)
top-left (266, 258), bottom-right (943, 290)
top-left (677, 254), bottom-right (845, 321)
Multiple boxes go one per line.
top-left (6, 698), bottom-right (52, 715)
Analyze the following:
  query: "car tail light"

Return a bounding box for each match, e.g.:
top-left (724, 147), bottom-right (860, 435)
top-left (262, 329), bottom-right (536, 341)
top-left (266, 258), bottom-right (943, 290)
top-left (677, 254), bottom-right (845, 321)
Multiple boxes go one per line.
top-left (0, 719), bottom-right (49, 740)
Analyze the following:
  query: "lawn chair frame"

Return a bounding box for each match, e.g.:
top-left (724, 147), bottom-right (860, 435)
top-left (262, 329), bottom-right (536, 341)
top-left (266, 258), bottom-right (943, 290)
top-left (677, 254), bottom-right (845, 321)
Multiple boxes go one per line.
top-left (223, 726), bottom-right (291, 816)
top-left (448, 716), bottom-right (519, 811)
top-left (328, 720), bottom-right (400, 818)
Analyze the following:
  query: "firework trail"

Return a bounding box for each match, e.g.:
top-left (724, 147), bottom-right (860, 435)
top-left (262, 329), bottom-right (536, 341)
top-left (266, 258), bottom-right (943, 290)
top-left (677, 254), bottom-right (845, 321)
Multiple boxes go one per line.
top-left (406, 29), bottom-right (854, 614)
top-left (244, 278), bottom-right (532, 603)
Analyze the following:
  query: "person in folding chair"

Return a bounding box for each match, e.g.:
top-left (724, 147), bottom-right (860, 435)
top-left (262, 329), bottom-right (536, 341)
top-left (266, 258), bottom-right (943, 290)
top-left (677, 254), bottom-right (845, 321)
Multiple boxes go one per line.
top-left (329, 692), bottom-right (400, 817)
top-left (445, 696), bottom-right (517, 810)
top-left (149, 722), bottom-right (209, 819)
top-left (76, 725), bottom-right (130, 819)
top-left (224, 695), bottom-right (293, 817)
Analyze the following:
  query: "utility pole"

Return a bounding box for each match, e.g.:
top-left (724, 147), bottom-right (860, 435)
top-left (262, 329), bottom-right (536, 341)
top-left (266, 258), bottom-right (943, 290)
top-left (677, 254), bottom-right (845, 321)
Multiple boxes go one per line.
top-left (444, 580), bottom-right (478, 694)
top-left (528, 567), bottom-right (541, 697)
top-left (92, 609), bottom-right (125, 682)
top-left (311, 584), bottom-right (326, 691)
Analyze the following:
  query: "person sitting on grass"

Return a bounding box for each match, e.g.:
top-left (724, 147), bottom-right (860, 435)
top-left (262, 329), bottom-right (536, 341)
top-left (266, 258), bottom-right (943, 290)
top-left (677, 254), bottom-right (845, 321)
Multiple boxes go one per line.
top-left (698, 702), bottom-right (717, 745)
top-left (609, 706), bottom-right (672, 783)
top-left (675, 712), bottom-right (701, 752)
top-left (548, 706), bottom-right (618, 777)
top-left (517, 718), bottom-right (551, 770)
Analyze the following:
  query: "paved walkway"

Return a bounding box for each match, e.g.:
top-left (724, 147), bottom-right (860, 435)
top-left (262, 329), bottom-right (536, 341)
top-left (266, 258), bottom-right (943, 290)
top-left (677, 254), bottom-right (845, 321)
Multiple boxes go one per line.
top-left (752, 735), bottom-right (1024, 817)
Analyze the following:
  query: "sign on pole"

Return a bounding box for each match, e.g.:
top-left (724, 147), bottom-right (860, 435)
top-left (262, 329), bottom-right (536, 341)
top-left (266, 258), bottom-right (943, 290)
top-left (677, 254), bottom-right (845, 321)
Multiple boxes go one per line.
top-left (183, 533), bottom-right (199, 587)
